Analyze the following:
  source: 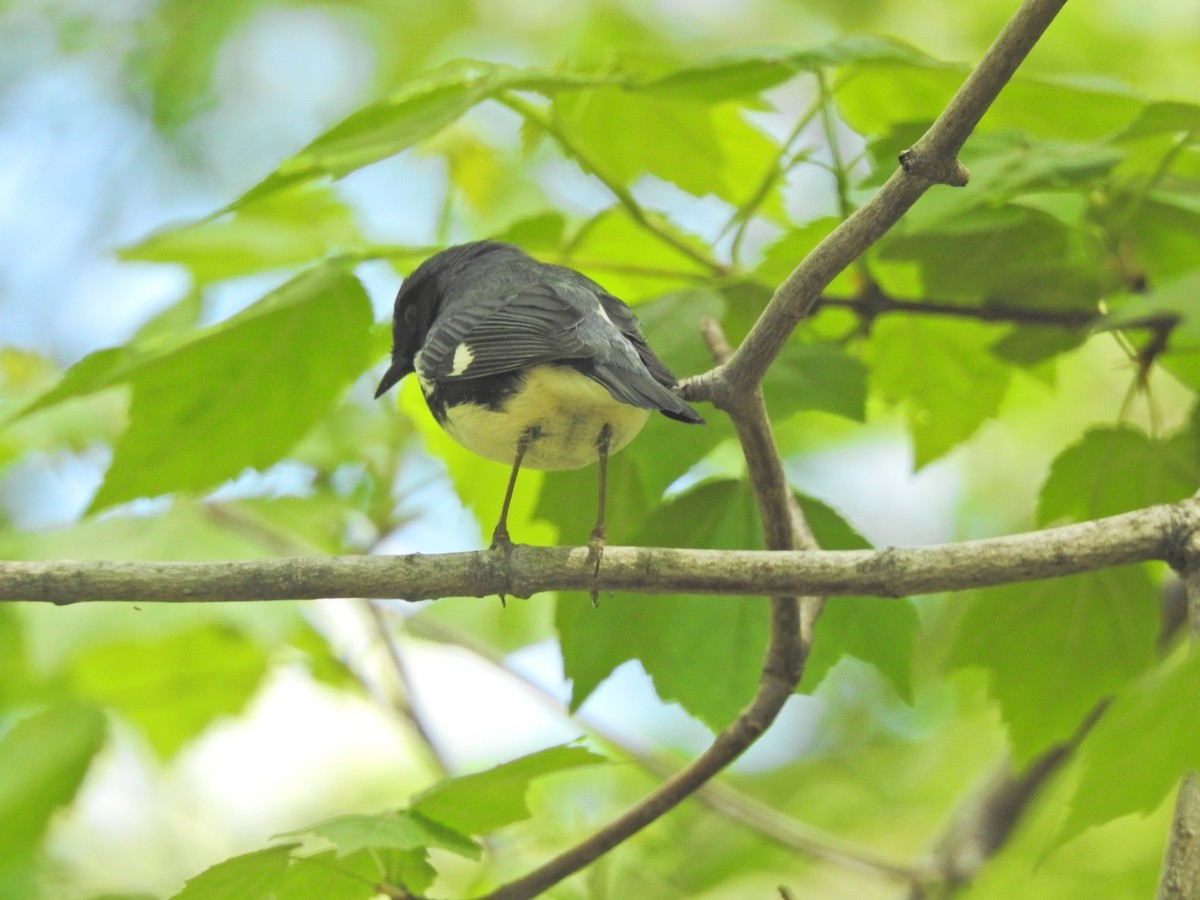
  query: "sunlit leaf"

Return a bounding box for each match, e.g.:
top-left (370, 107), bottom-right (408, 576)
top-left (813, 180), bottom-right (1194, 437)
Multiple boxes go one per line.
top-left (413, 743), bottom-right (607, 835)
top-left (281, 810), bottom-right (479, 859)
top-left (121, 186), bottom-right (362, 283)
top-left (867, 317), bottom-right (1012, 467)
top-left (558, 480), bottom-right (768, 729)
top-left (89, 263), bottom-right (372, 511)
top-left (1038, 425), bottom-right (1200, 525)
top-left (949, 567), bottom-right (1159, 765)
top-left (171, 844), bottom-right (298, 900)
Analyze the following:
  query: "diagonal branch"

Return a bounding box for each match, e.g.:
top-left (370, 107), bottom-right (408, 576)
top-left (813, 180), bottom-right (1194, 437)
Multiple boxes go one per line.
top-left (1155, 520), bottom-right (1200, 898)
top-left (680, 0), bottom-right (1070, 403)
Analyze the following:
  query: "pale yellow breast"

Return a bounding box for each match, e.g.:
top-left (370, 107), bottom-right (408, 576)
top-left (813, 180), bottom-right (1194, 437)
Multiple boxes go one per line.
top-left (440, 365), bottom-right (651, 470)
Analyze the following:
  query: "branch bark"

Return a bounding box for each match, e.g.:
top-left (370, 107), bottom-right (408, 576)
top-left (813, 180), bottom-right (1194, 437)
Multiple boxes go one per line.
top-left (4, 499), bottom-right (1193, 604)
top-left (1155, 524), bottom-right (1200, 898)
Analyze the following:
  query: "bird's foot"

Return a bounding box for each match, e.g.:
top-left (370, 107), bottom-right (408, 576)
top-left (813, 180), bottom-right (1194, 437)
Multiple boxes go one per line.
top-left (490, 525), bottom-right (515, 607)
top-left (586, 526), bottom-right (606, 607)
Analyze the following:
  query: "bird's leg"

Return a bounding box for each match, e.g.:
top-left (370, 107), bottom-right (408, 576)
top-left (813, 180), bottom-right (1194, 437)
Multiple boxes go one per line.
top-left (587, 424), bottom-right (613, 605)
top-left (491, 427), bottom-right (536, 550)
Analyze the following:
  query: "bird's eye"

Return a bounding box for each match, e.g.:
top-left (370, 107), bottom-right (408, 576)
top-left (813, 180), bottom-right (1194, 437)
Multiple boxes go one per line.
top-left (402, 304), bottom-right (419, 328)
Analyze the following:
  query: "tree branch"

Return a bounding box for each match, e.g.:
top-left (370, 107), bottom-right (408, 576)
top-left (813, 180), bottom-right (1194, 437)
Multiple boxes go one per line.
top-left (1155, 517), bottom-right (1200, 898)
top-left (679, 0), bottom-right (1070, 403)
top-left (5, 499), bottom-right (1194, 604)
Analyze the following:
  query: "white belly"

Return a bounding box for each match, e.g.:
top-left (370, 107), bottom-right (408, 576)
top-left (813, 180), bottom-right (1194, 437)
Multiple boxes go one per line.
top-left (440, 366), bottom-right (651, 470)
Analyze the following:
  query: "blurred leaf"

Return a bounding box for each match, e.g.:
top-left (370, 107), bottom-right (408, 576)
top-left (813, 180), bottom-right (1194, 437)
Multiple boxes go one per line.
top-left (492, 211), bottom-right (568, 250)
top-left (234, 61), bottom-right (545, 208)
top-left (949, 567), bottom-right (1159, 765)
top-left (867, 317), bottom-right (1012, 467)
top-left (1037, 426), bottom-right (1200, 525)
top-left (558, 480), bottom-right (769, 729)
top-left (70, 625), bottom-right (270, 757)
top-left (1120, 194), bottom-right (1200, 281)
top-left (132, 0), bottom-right (255, 132)
top-left (0, 704), bottom-right (106, 897)
top-left (171, 844), bottom-right (298, 900)
top-left (121, 186), bottom-right (362, 283)
top-left (1113, 100), bottom-right (1200, 141)
top-left (838, 68), bottom-right (1143, 142)
top-left (637, 36), bottom-right (942, 103)
top-left (1056, 649), bottom-right (1200, 848)
top-left (565, 208), bottom-right (714, 300)
top-left (87, 263), bottom-right (371, 511)
top-left (282, 810), bottom-right (479, 859)
top-left (413, 743), bottom-right (606, 835)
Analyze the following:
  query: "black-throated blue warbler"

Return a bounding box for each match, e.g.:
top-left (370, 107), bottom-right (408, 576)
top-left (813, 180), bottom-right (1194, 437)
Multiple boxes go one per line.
top-left (374, 241), bottom-right (704, 557)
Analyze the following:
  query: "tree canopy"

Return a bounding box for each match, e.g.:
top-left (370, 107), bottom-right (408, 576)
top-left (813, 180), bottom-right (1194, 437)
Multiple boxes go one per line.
top-left (2, 0), bottom-right (1200, 898)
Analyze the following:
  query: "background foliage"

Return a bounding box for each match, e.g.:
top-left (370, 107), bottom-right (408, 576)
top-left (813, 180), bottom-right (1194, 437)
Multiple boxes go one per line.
top-left (2, 0), bottom-right (1199, 897)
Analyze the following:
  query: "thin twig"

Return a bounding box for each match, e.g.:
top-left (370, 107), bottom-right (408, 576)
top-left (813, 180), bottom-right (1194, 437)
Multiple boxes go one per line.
top-left (1155, 523), bottom-right (1200, 898)
top-left (363, 599), bottom-right (451, 776)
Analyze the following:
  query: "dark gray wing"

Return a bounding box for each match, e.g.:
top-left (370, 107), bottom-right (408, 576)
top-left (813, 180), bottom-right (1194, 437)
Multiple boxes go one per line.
top-left (417, 285), bottom-right (591, 380)
top-left (420, 276), bottom-right (704, 424)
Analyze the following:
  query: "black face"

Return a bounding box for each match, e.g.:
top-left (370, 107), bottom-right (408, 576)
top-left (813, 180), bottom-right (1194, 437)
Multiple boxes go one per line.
top-left (373, 260), bottom-right (444, 399)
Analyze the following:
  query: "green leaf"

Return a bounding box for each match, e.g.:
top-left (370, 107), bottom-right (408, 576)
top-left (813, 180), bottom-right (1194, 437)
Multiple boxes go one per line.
top-left (89, 263), bottom-right (372, 511)
top-left (171, 844), bottom-right (298, 900)
top-left (1113, 100), bottom-right (1200, 141)
top-left (948, 567), bottom-right (1159, 765)
top-left (412, 743), bottom-right (607, 835)
top-left (282, 810), bottom-right (479, 860)
top-left (867, 317), bottom-right (1012, 467)
top-left (1037, 426), bottom-right (1200, 525)
top-left (276, 847), bottom-right (432, 900)
top-left (121, 185), bottom-right (362, 284)
top-left (552, 87), bottom-right (776, 205)
top-left (1056, 650), bottom-right (1200, 847)
top-left (799, 596), bottom-right (918, 702)
top-left (233, 61), bottom-right (516, 208)
top-left (838, 68), bottom-right (1143, 143)
top-left (69, 626), bottom-right (269, 757)
top-left (558, 480), bottom-right (770, 729)
top-left (565, 208), bottom-right (714, 301)
top-left (637, 37), bottom-right (942, 103)
top-left (0, 704), bottom-right (106, 897)
top-left (764, 341), bottom-right (868, 422)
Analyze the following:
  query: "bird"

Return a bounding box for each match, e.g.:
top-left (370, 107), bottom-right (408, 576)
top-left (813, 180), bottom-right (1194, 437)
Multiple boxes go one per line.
top-left (374, 240), bottom-right (704, 566)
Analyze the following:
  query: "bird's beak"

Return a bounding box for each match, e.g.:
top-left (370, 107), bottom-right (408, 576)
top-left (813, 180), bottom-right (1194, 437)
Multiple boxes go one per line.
top-left (374, 360), bottom-right (410, 399)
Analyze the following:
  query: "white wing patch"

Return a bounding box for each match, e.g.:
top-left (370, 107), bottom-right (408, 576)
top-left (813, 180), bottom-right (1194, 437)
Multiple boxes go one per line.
top-left (596, 298), bottom-right (616, 326)
top-left (449, 342), bottom-right (474, 376)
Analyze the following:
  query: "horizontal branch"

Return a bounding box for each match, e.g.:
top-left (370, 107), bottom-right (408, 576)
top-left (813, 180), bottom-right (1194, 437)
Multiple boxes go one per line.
top-left (3, 500), bottom-right (1195, 604)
